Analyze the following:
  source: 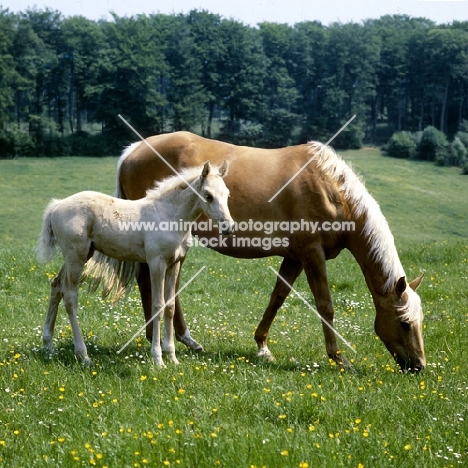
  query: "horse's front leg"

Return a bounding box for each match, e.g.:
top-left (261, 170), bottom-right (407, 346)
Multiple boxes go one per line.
top-left (162, 262), bottom-right (180, 364)
top-left (42, 265), bottom-right (65, 354)
top-left (255, 257), bottom-right (303, 360)
top-left (148, 258), bottom-right (166, 367)
top-left (302, 246), bottom-right (353, 370)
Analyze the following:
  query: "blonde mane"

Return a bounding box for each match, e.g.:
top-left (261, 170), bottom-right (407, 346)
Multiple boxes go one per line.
top-left (145, 166), bottom-right (205, 199)
top-left (308, 141), bottom-right (406, 296)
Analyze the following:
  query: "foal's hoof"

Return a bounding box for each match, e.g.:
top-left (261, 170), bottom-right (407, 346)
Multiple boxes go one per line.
top-left (78, 355), bottom-right (94, 367)
top-left (152, 354), bottom-right (166, 367)
top-left (42, 345), bottom-right (55, 356)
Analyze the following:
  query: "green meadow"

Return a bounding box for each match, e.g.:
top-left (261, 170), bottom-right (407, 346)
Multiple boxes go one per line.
top-left (0, 149), bottom-right (467, 467)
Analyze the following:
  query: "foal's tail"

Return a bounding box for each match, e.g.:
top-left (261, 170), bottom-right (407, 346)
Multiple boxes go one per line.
top-left (83, 142), bottom-right (140, 302)
top-left (37, 199), bottom-right (60, 263)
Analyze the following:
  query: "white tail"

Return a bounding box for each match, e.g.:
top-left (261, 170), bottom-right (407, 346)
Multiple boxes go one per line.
top-left (37, 199), bottom-right (60, 263)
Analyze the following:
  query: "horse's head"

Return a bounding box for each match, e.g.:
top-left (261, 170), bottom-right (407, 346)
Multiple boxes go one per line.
top-left (374, 274), bottom-right (426, 373)
top-left (199, 160), bottom-right (234, 235)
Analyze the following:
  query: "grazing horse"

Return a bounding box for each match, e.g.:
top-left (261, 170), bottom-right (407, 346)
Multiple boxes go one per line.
top-left (37, 161), bottom-right (233, 366)
top-left (109, 131), bottom-right (425, 372)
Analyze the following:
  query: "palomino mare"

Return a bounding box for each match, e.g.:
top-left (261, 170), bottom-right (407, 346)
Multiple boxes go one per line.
top-left (114, 132), bottom-right (425, 372)
top-left (37, 161), bottom-right (233, 366)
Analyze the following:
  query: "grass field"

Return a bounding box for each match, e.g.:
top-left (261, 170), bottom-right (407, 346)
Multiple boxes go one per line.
top-left (0, 149), bottom-right (467, 467)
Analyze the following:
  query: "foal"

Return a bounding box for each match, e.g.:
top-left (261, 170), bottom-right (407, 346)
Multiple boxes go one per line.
top-left (37, 161), bottom-right (233, 366)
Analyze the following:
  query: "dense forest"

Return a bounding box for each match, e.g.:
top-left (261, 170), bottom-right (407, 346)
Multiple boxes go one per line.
top-left (1, 8), bottom-right (468, 157)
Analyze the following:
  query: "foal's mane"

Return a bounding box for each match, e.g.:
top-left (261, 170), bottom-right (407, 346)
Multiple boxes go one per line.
top-left (145, 166), bottom-right (204, 199)
top-left (308, 142), bottom-right (406, 296)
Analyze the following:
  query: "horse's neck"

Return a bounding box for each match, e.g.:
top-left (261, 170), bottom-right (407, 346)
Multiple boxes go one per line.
top-left (148, 186), bottom-right (203, 224)
top-left (347, 219), bottom-right (404, 297)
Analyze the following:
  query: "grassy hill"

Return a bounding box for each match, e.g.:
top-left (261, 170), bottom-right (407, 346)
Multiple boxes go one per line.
top-left (1, 148), bottom-right (466, 246)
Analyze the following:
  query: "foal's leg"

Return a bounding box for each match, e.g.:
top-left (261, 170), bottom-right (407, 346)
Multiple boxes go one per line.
top-left (161, 262), bottom-right (180, 364)
top-left (139, 259), bottom-right (203, 352)
top-left (62, 259), bottom-right (92, 365)
top-left (255, 257), bottom-right (303, 360)
top-left (148, 258), bottom-right (166, 367)
top-left (42, 265), bottom-right (66, 353)
top-left (302, 246), bottom-right (352, 369)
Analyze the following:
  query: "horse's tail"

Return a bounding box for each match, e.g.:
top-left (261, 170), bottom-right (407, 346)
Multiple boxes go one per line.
top-left (83, 142), bottom-right (141, 302)
top-left (114, 141), bottom-right (140, 199)
top-left (37, 199), bottom-right (60, 263)
top-left (84, 256), bottom-right (140, 303)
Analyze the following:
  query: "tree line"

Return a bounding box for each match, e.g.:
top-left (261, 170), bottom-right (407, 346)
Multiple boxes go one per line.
top-left (1, 8), bottom-right (468, 157)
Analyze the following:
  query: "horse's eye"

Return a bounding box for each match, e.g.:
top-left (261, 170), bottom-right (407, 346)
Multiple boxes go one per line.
top-left (400, 321), bottom-right (411, 331)
top-left (205, 193), bottom-right (213, 202)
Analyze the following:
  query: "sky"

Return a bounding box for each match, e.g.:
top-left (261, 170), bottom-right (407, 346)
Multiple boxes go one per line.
top-left (2, 0), bottom-right (468, 26)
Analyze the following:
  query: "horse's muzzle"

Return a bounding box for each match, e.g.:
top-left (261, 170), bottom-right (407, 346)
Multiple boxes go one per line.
top-left (219, 219), bottom-right (235, 236)
top-left (395, 356), bottom-right (426, 373)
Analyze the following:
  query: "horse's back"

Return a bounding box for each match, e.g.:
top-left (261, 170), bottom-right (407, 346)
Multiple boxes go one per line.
top-left (119, 132), bottom-right (312, 200)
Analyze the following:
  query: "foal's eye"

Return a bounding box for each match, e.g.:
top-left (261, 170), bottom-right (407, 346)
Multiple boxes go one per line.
top-left (205, 193), bottom-right (214, 202)
top-left (400, 321), bottom-right (411, 331)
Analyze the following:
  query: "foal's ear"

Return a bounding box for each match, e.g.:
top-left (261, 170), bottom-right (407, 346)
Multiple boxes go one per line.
top-left (219, 160), bottom-right (229, 178)
top-left (395, 276), bottom-right (407, 298)
top-left (408, 272), bottom-right (424, 291)
top-left (201, 161), bottom-right (212, 178)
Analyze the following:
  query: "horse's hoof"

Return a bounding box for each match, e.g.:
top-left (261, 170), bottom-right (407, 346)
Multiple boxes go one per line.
top-left (192, 343), bottom-right (204, 353)
top-left (256, 349), bottom-right (275, 362)
top-left (177, 331), bottom-right (204, 352)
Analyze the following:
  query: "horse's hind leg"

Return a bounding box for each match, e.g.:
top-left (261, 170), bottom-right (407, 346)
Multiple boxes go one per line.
top-left (162, 262), bottom-right (180, 364)
top-left (62, 259), bottom-right (92, 365)
top-left (137, 263), bottom-right (154, 342)
top-left (255, 257), bottom-right (303, 360)
top-left (42, 265), bottom-right (66, 353)
top-left (173, 257), bottom-right (203, 352)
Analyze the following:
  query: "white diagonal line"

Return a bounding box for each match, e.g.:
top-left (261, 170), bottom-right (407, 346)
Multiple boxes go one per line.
top-left (118, 114), bottom-right (206, 202)
top-left (268, 115), bottom-right (356, 202)
top-left (117, 266), bottom-right (206, 354)
top-left (268, 266), bottom-right (356, 354)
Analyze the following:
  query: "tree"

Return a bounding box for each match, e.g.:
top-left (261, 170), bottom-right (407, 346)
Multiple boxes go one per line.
top-left (60, 16), bottom-right (107, 134)
top-left (98, 14), bottom-right (168, 138)
top-left (259, 22), bottom-right (299, 146)
top-left (0, 10), bottom-right (17, 131)
top-left (289, 21), bottom-right (327, 141)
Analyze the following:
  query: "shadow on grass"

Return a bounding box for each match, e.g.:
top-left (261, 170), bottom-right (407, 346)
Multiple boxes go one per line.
top-left (21, 338), bottom-right (364, 378)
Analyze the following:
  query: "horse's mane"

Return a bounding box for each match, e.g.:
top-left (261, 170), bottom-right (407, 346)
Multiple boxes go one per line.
top-left (308, 141), bottom-right (406, 296)
top-left (145, 166), bottom-right (204, 199)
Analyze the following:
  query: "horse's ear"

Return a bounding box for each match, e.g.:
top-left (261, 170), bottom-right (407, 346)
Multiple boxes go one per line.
top-left (219, 160), bottom-right (229, 178)
top-left (201, 161), bottom-right (211, 178)
top-left (395, 276), bottom-right (407, 298)
top-left (409, 272), bottom-right (424, 291)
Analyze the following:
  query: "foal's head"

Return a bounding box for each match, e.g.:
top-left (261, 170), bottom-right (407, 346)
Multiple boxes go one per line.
top-left (374, 274), bottom-right (426, 373)
top-left (197, 160), bottom-right (234, 235)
